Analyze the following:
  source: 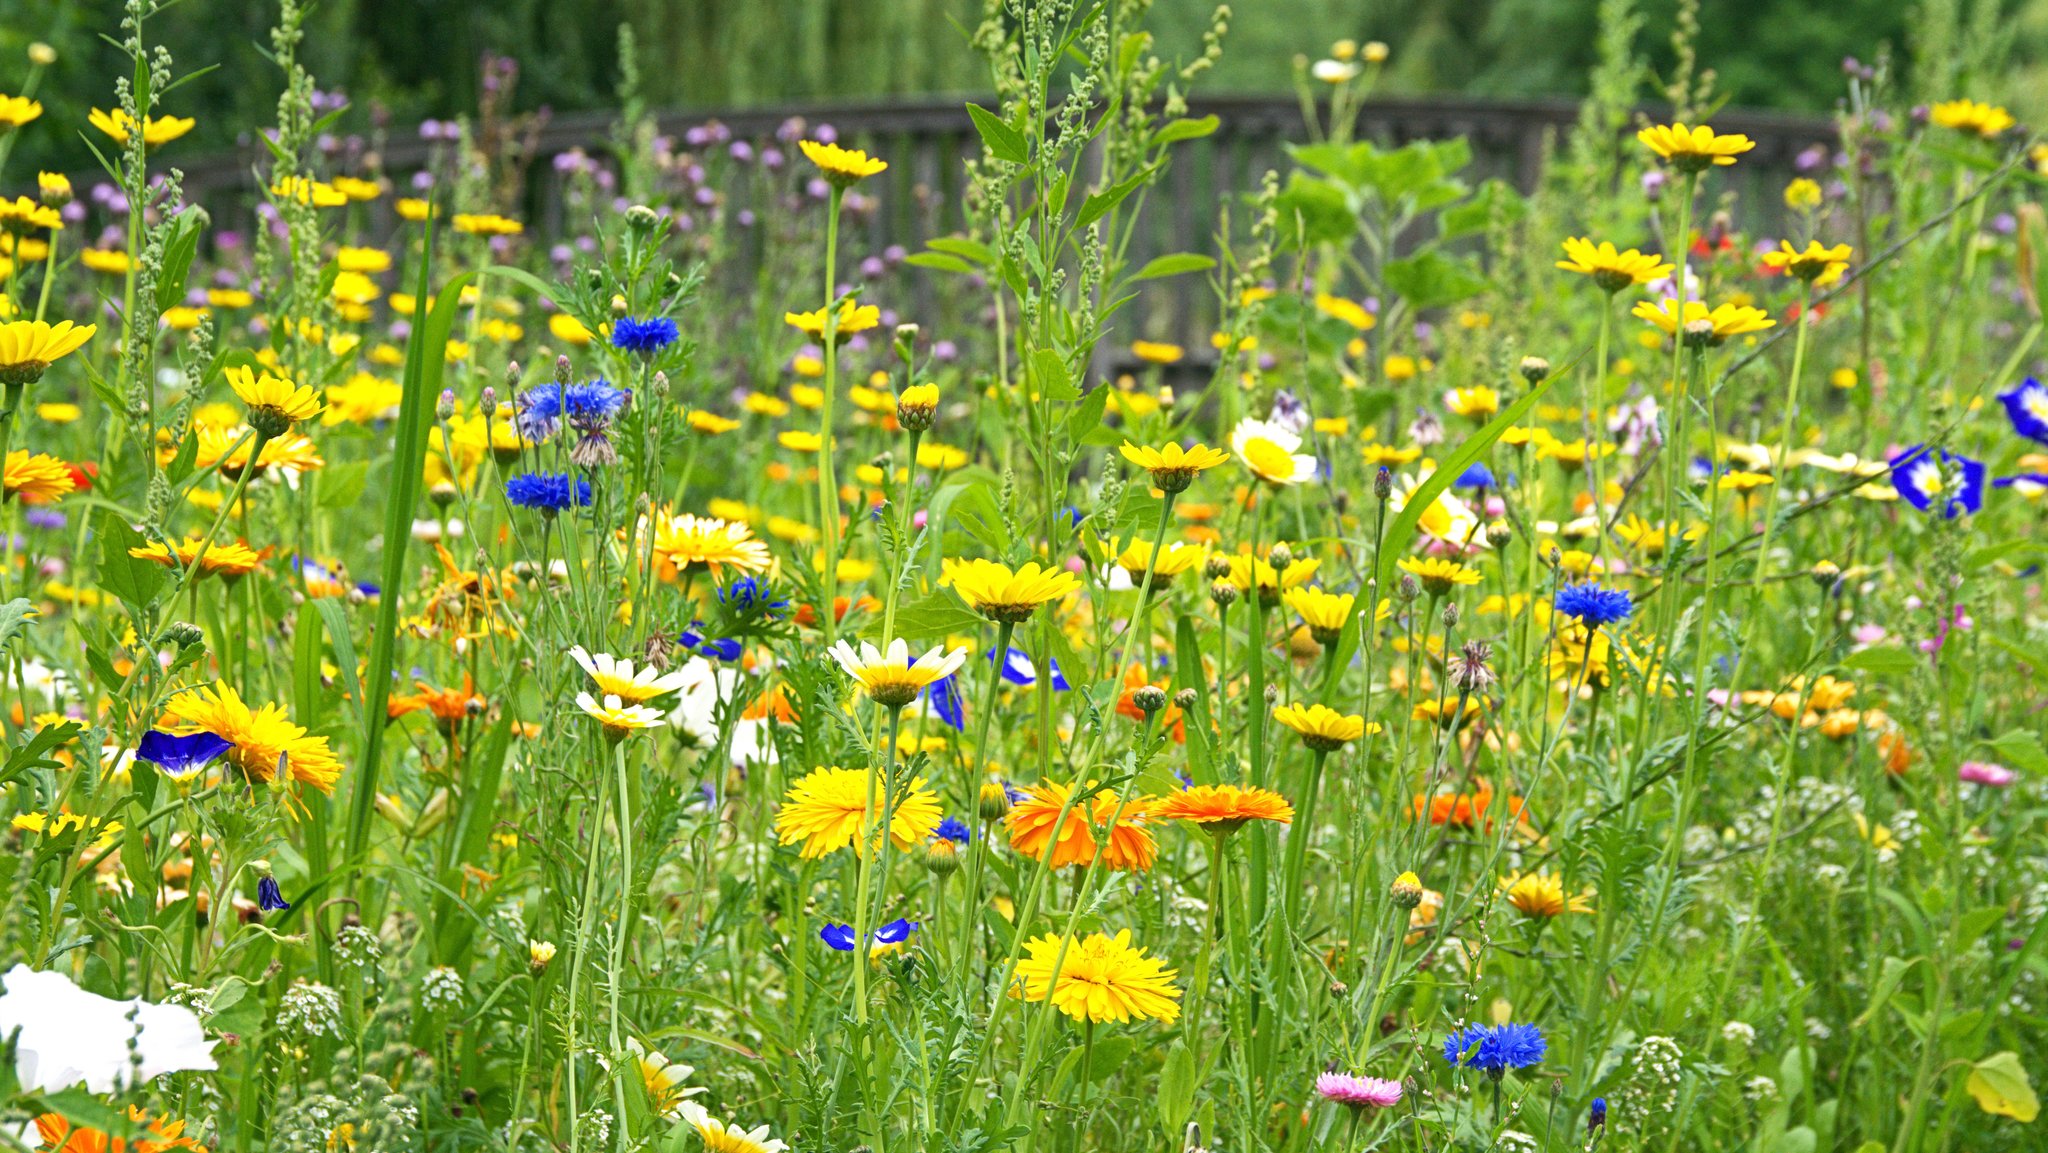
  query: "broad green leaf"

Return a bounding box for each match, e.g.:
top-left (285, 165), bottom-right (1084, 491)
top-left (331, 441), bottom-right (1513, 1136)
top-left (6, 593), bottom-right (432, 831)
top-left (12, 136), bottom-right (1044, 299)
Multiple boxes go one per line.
top-left (1032, 348), bottom-right (1078, 401)
top-left (1986, 729), bottom-right (2048, 774)
top-left (95, 513), bottom-right (166, 610)
top-left (1967, 1052), bottom-right (2039, 1122)
top-left (1154, 115), bottom-right (1220, 146)
top-left (1440, 178), bottom-right (1527, 240)
top-left (1157, 1040), bottom-right (1197, 1134)
top-left (1077, 165), bottom-right (1158, 229)
top-left (865, 591), bottom-right (986, 641)
top-left (927, 237), bottom-right (996, 264)
top-left (1384, 250), bottom-right (1489, 311)
top-left (1274, 172), bottom-right (1353, 249)
top-left (966, 102), bottom-right (1029, 164)
top-left (154, 207), bottom-right (204, 312)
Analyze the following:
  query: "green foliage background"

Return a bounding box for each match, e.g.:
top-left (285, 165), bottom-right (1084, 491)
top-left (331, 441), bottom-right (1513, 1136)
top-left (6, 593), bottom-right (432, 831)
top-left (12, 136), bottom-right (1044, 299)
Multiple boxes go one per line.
top-left (3, 0), bottom-right (2044, 177)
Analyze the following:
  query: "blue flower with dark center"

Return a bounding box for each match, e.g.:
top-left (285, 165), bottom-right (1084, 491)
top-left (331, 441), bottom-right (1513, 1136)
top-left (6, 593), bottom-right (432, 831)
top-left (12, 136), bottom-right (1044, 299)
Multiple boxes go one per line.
top-left (611, 316), bottom-right (679, 354)
top-left (1890, 445), bottom-right (1986, 519)
top-left (135, 730), bottom-right (234, 782)
top-left (563, 380), bottom-right (631, 431)
top-left (1554, 582), bottom-right (1633, 628)
top-left (820, 917), bottom-right (919, 951)
top-left (1456, 463), bottom-right (1496, 489)
top-left (993, 646), bottom-right (1070, 689)
top-left (516, 383), bottom-right (568, 440)
top-left (1442, 1022), bottom-right (1546, 1079)
top-left (256, 875), bottom-right (292, 912)
top-left (505, 472), bottom-right (591, 515)
top-left (1997, 376), bottom-right (2048, 444)
top-left (718, 576), bottom-right (789, 617)
top-left (1588, 1098), bottom-right (1607, 1132)
top-left (934, 817), bottom-right (972, 844)
top-left (927, 673), bottom-right (965, 731)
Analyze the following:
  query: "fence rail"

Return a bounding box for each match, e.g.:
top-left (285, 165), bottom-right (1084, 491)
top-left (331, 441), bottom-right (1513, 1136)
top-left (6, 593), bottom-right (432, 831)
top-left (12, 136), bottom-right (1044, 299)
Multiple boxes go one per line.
top-left (168, 94), bottom-right (1836, 361)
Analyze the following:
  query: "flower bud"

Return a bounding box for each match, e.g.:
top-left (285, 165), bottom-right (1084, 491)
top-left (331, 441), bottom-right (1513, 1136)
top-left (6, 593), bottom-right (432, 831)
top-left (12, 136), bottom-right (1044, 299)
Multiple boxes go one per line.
top-left (977, 781), bottom-right (1012, 820)
top-left (530, 940), bottom-right (557, 970)
top-left (922, 838), bottom-right (962, 877)
top-left (1204, 554), bottom-right (1233, 580)
top-left (161, 620), bottom-right (205, 649)
top-left (1519, 356), bottom-right (1551, 384)
top-left (1268, 542), bottom-right (1293, 569)
top-left (1390, 870), bottom-right (1424, 908)
top-left (1173, 687), bottom-right (1199, 711)
top-left (555, 354), bottom-right (573, 384)
top-left (1210, 579), bottom-right (1239, 608)
top-left (1440, 601), bottom-right (1460, 630)
top-left (1131, 684), bottom-right (1168, 715)
top-left (624, 204), bottom-right (660, 230)
top-left (436, 389), bottom-right (456, 422)
top-left (479, 385), bottom-right (498, 419)
top-left (1396, 572), bottom-right (1420, 603)
top-left (652, 371), bottom-right (671, 400)
top-left (1373, 466), bottom-right (1393, 502)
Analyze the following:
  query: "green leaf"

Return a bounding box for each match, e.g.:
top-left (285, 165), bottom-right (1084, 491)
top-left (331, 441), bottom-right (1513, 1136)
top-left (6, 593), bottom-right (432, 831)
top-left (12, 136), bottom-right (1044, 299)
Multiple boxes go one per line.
top-left (1843, 646), bottom-right (1919, 675)
top-left (1273, 172), bottom-right (1353, 249)
top-left (95, 513), bottom-right (166, 610)
top-left (345, 210), bottom-right (480, 873)
top-left (1770, 1128), bottom-right (1817, 1153)
top-left (1439, 178), bottom-right (1526, 240)
top-left (1374, 375), bottom-right (1556, 595)
top-left (1985, 729), bottom-right (2048, 775)
top-left (1153, 115), bottom-right (1220, 146)
top-left (3, 720), bottom-right (83, 789)
top-left (317, 460), bottom-right (371, 511)
top-left (905, 252), bottom-right (977, 275)
top-left (1384, 250), bottom-right (1489, 311)
top-left (313, 597), bottom-right (366, 735)
top-left (927, 237), bottom-right (996, 265)
top-left (154, 207), bottom-right (204, 312)
top-left (1967, 1052), bottom-right (2039, 1122)
top-left (966, 102), bottom-right (1029, 164)
top-left (1131, 253), bottom-right (1216, 281)
top-left (1032, 348), bottom-right (1079, 401)
top-left (1157, 1040), bottom-right (1197, 1135)
top-left (864, 591), bottom-right (986, 641)
top-left (1066, 385), bottom-right (1110, 442)
top-left (1086, 1035), bottom-right (1136, 1084)
top-left (1076, 166), bottom-right (1158, 230)
top-left (0, 598), bottom-right (39, 651)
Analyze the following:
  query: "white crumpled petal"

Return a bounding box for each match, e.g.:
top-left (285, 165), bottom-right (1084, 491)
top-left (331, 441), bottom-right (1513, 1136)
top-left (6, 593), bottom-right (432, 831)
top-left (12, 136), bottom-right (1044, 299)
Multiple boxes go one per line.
top-left (0, 965), bottom-right (217, 1093)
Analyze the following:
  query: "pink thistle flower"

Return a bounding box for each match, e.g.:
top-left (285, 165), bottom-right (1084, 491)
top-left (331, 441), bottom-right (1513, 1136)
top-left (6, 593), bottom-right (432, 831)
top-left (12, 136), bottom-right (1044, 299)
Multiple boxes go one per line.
top-left (1315, 1072), bottom-right (1403, 1111)
top-left (1958, 761), bottom-right (2018, 787)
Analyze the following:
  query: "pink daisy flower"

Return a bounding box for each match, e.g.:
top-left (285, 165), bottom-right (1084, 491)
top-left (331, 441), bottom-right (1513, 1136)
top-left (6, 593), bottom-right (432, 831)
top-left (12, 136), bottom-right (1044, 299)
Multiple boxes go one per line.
top-left (1958, 761), bottom-right (2018, 787)
top-left (1315, 1072), bottom-right (1403, 1111)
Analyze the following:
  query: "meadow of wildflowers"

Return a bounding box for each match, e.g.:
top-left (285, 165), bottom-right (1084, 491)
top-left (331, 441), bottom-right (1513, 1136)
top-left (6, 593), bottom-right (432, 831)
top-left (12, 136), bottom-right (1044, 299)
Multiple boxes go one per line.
top-left (0, 1), bottom-right (2045, 1152)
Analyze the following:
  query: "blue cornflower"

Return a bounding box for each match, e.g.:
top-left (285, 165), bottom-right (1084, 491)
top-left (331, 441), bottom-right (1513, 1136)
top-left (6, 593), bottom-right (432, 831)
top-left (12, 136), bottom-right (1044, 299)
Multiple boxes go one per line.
top-left (135, 730), bottom-right (234, 782)
top-left (1554, 582), bottom-right (1633, 628)
top-left (934, 817), bottom-right (973, 845)
top-left (678, 623), bottom-right (742, 661)
top-left (1456, 462), bottom-right (1496, 489)
top-left (1997, 376), bottom-right (2048, 444)
top-left (820, 917), bottom-right (919, 952)
top-left (718, 575), bottom-right (789, 617)
top-left (1588, 1098), bottom-right (1607, 1132)
top-left (611, 316), bottom-right (679, 354)
top-left (1442, 1022), bottom-right (1547, 1079)
top-left (563, 380), bottom-right (631, 430)
top-left (516, 383), bottom-right (568, 440)
top-left (993, 646), bottom-right (1070, 690)
top-left (1891, 445), bottom-right (1986, 519)
top-left (256, 875), bottom-right (292, 912)
top-left (927, 674), bottom-right (965, 731)
top-left (505, 472), bottom-right (591, 515)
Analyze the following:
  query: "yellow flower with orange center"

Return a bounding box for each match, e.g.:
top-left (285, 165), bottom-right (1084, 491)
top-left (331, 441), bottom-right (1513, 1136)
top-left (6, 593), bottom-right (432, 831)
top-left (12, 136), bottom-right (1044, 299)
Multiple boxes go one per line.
top-left (1636, 121), bottom-right (1755, 171)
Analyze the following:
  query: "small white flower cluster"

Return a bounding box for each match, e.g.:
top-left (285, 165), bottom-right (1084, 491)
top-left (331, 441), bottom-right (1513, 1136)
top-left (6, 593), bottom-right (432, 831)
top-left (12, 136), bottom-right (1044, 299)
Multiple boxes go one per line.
top-left (1743, 1075), bottom-right (1779, 1102)
top-left (334, 923), bottom-right (382, 969)
top-left (276, 981), bottom-right (344, 1039)
top-left (420, 965), bottom-right (467, 1013)
top-left (1804, 1017), bottom-right (1833, 1041)
top-left (1496, 1129), bottom-right (1539, 1153)
top-left (1720, 1020), bottom-right (1756, 1048)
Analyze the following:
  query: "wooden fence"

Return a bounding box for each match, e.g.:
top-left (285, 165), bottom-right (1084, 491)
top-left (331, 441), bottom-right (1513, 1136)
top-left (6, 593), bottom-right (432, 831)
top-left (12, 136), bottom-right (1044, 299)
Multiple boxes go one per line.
top-left (166, 94), bottom-right (1837, 363)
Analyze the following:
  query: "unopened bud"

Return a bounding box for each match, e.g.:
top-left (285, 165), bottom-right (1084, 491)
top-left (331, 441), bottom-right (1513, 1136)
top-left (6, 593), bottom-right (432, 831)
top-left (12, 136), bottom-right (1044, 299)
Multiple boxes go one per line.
top-left (1204, 554), bottom-right (1233, 580)
top-left (1210, 579), bottom-right (1239, 608)
top-left (1390, 870), bottom-right (1424, 908)
top-left (1440, 602), bottom-right (1460, 629)
top-left (1519, 356), bottom-right (1551, 384)
top-left (1396, 573), bottom-right (1420, 602)
top-left (1173, 687), bottom-right (1199, 710)
top-left (1131, 685), bottom-right (1168, 714)
top-left (922, 837), bottom-right (962, 877)
top-left (555, 354), bottom-right (573, 384)
top-left (1682, 318), bottom-right (1717, 349)
top-left (652, 371), bottom-right (670, 399)
top-left (624, 204), bottom-right (660, 230)
top-left (1487, 520), bottom-right (1512, 546)
top-left (479, 385), bottom-right (498, 419)
top-left (1262, 683), bottom-right (1280, 704)
top-left (161, 620), bottom-right (205, 649)
top-left (436, 389), bottom-right (456, 421)
top-left (977, 781), bottom-right (1012, 820)
top-left (1374, 466), bottom-right (1393, 502)
top-left (505, 360), bottom-right (522, 390)
top-left (1268, 542), bottom-right (1293, 569)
